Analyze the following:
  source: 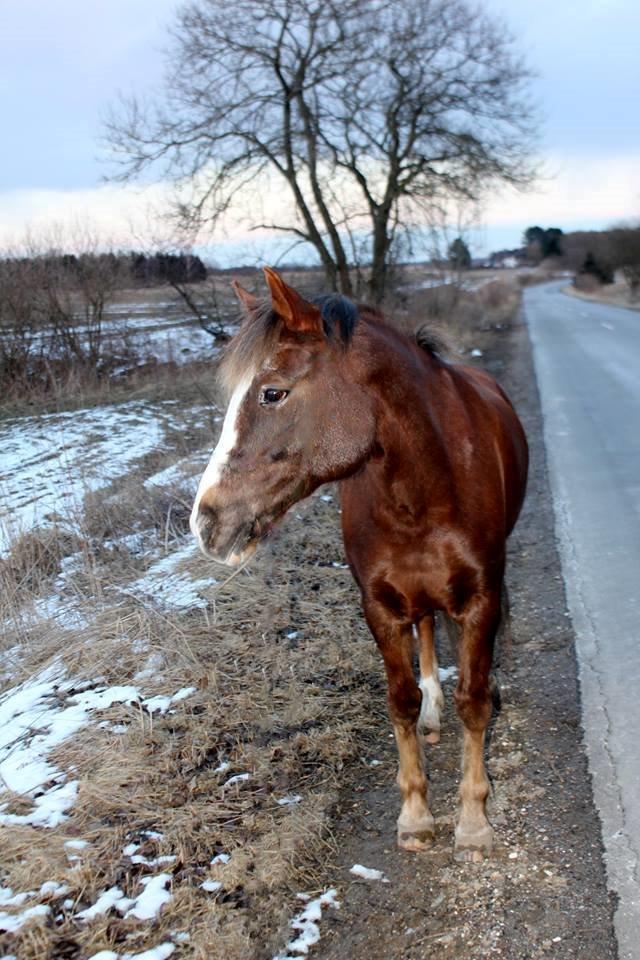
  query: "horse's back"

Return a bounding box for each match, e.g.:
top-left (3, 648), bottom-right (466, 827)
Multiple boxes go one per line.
top-left (443, 361), bottom-right (528, 536)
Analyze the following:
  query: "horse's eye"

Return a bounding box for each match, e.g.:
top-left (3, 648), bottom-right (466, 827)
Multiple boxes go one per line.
top-left (261, 388), bottom-right (289, 405)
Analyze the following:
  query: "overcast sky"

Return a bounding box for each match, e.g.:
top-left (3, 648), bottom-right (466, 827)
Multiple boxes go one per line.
top-left (1, 0), bottom-right (638, 259)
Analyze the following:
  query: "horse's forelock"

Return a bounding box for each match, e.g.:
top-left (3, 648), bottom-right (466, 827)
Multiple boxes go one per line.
top-left (219, 299), bottom-right (280, 398)
top-left (219, 292), bottom-right (359, 397)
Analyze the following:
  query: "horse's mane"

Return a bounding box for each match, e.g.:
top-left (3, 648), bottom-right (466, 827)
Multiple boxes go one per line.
top-left (415, 325), bottom-right (455, 360)
top-left (220, 293), bottom-right (357, 396)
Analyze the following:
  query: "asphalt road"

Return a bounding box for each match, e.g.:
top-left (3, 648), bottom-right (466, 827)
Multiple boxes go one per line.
top-left (525, 281), bottom-right (640, 960)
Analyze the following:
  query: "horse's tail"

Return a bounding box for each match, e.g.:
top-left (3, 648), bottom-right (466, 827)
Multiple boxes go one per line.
top-left (500, 581), bottom-right (513, 657)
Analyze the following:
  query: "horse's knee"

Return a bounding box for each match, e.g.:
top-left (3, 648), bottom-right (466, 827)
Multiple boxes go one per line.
top-left (388, 678), bottom-right (421, 729)
top-left (454, 684), bottom-right (492, 731)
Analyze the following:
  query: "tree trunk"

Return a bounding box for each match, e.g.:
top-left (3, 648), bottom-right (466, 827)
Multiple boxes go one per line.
top-left (369, 218), bottom-right (392, 304)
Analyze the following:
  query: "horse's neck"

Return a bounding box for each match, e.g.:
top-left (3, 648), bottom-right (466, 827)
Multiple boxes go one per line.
top-left (350, 324), bottom-right (451, 508)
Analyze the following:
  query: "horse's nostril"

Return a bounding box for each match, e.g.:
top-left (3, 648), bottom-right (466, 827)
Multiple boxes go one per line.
top-left (197, 502), bottom-right (218, 542)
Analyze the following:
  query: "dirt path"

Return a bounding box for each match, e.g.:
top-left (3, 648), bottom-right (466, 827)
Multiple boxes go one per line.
top-left (312, 311), bottom-right (618, 959)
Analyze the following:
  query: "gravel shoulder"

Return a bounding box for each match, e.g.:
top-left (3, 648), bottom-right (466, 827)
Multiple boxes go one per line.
top-left (312, 309), bottom-right (618, 960)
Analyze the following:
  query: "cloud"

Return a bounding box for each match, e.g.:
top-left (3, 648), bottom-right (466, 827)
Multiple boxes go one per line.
top-left (486, 152), bottom-right (640, 226)
top-left (1, 151), bottom-right (637, 258)
top-left (0, 183), bottom-right (172, 249)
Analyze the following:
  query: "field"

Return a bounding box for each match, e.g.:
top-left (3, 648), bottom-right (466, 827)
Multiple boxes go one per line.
top-left (0, 273), bottom-right (616, 960)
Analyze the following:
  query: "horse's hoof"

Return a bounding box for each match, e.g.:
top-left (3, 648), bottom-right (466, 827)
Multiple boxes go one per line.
top-left (397, 815), bottom-right (435, 851)
top-left (453, 823), bottom-right (493, 862)
top-left (423, 729), bottom-right (440, 744)
top-left (453, 845), bottom-right (486, 863)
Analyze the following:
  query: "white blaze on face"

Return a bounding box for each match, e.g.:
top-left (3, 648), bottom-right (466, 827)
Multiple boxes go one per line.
top-left (190, 376), bottom-right (253, 540)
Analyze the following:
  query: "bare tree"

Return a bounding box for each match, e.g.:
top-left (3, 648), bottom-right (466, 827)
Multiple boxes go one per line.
top-left (106, 0), bottom-right (537, 302)
top-left (0, 228), bottom-right (129, 390)
top-left (609, 225), bottom-right (640, 300)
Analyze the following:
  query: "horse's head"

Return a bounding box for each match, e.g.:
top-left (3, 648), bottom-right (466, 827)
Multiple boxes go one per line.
top-left (190, 268), bottom-right (375, 565)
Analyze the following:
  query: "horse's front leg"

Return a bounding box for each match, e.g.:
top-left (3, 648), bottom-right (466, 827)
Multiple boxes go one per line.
top-left (453, 592), bottom-right (501, 862)
top-left (364, 600), bottom-right (434, 851)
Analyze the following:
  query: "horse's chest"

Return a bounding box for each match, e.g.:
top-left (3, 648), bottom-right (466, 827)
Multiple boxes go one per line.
top-left (350, 532), bottom-right (469, 619)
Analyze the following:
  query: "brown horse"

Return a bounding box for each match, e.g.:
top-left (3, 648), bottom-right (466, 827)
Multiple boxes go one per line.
top-left (190, 268), bottom-right (528, 860)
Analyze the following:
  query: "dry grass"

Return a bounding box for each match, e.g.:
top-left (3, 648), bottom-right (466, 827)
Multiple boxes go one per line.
top-left (0, 454), bottom-right (380, 959)
top-left (397, 276), bottom-right (521, 353)
top-left (565, 278), bottom-right (640, 312)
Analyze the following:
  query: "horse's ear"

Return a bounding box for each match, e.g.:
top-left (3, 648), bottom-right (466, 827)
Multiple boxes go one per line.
top-left (231, 279), bottom-right (260, 312)
top-left (263, 267), bottom-right (323, 337)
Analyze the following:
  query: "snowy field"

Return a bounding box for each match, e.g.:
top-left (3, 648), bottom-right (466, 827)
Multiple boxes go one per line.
top-left (19, 308), bottom-right (226, 369)
top-left (0, 400), bottom-right (212, 553)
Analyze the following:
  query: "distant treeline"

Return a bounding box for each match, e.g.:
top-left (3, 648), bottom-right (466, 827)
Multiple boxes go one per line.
top-left (489, 224), bottom-right (640, 298)
top-left (1, 250), bottom-right (209, 289)
top-left (130, 252), bottom-right (207, 284)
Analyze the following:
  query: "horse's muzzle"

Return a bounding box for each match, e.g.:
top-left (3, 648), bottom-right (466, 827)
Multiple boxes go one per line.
top-left (190, 501), bottom-right (260, 567)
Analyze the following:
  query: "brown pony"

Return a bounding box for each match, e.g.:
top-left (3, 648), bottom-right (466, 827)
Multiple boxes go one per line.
top-left (190, 268), bottom-right (528, 860)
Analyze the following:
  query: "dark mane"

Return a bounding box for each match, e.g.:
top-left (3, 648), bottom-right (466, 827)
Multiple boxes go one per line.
top-left (220, 293), bottom-right (358, 396)
top-left (415, 325), bottom-right (455, 360)
top-left (311, 293), bottom-right (358, 344)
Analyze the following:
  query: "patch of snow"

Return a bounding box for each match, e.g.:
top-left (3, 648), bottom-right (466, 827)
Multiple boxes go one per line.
top-left (470, 348), bottom-right (483, 357)
top-left (349, 863), bottom-right (390, 883)
top-left (201, 880), bottom-right (222, 893)
top-left (0, 665), bottom-right (140, 820)
top-left (277, 794), bottom-right (302, 806)
top-left (129, 540), bottom-right (216, 610)
top-left (130, 855), bottom-right (176, 868)
top-left (210, 853), bottom-right (231, 865)
top-left (0, 400), bottom-right (206, 554)
top-left (88, 951), bottom-right (175, 960)
top-left (0, 665), bottom-right (194, 826)
top-left (0, 886), bottom-right (35, 907)
top-left (103, 530), bottom-right (150, 556)
top-left (123, 944), bottom-right (175, 960)
top-left (142, 686), bottom-right (196, 715)
top-left (78, 874), bottom-right (172, 924)
top-left (273, 889), bottom-right (340, 959)
top-left (133, 652), bottom-right (165, 682)
top-left (0, 780), bottom-right (79, 829)
top-left (222, 773), bottom-right (250, 788)
top-left (214, 760), bottom-right (231, 774)
top-left (77, 886), bottom-right (130, 921)
top-left (64, 838), bottom-right (89, 851)
top-left (32, 592), bottom-right (90, 632)
top-left (0, 903), bottom-right (50, 933)
top-left (123, 874), bottom-right (173, 921)
top-left (40, 880), bottom-right (69, 897)
top-left (438, 665), bottom-right (458, 682)
top-left (143, 451), bottom-right (208, 491)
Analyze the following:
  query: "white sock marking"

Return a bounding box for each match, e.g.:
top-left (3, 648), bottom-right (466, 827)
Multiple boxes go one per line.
top-left (419, 674), bottom-right (444, 731)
